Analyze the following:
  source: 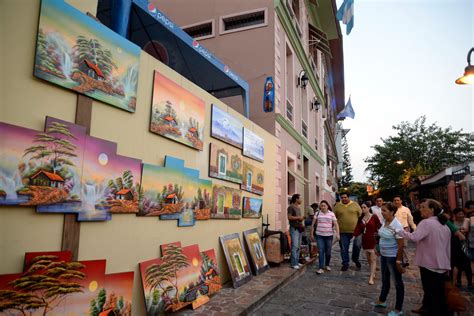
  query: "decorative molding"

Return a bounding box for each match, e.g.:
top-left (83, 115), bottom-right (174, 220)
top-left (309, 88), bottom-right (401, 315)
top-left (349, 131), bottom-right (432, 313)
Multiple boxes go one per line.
top-left (276, 113), bottom-right (325, 165)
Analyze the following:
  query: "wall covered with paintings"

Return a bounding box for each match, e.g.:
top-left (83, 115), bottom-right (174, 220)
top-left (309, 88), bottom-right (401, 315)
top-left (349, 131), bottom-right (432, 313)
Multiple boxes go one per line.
top-left (0, 1), bottom-right (277, 315)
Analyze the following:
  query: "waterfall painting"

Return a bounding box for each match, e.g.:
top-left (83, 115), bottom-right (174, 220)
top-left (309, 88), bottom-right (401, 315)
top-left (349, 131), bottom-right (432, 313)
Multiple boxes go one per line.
top-left (139, 156), bottom-right (212, 222)
top-left (139, 243), bottom-right (220, 314)
top-left (241, 161), bottom-right (264, 195)
top-left (243, 128), bottom-right (264, 162)
top-left (150, 71), bottom-right (205, 150)
top-left (211, 105), bottom-right (243, 149)
top-left (0, 251), bottom-right (133, 316)
top-left (0, 116), bottom-right (142, 221)
top-left (34, 0), bottom-right (140, 112)
top-left (243, 228), bottom-right (269, 276)
top-left (209, 143), bottom-right (243, 184)
top-left (210, 185), bottom-right (242, 219)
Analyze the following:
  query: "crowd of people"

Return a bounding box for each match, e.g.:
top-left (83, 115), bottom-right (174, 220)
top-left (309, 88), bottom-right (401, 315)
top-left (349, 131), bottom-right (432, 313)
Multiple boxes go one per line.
top-left (287, 193), bottom-right (474, 315)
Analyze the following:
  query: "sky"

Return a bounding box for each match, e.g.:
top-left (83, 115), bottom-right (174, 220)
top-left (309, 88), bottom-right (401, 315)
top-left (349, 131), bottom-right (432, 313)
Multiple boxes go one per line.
top-left (336, 0), bottom-right (474, 181)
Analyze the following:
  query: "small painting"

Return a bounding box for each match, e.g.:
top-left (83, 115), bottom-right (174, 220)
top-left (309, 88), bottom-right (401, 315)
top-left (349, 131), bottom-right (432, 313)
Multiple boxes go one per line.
top-left (242, 197), bottom-right (263, 219)
top-left (263, 76), bottom-right (275, 112)
top-left (200, 249), bottom-right (221, 296)
top-left (243, 228), bottom-right (269, 275)
top-left (150, 71), bottom-right (205, 150)
top-left (209, 143), bottom-right (243, 184)
top-left (34, 0), bottom-right (140, 112)
top-left (211, 105), bottom-right (243, 148)
top-left (243, 128), bottom-right (264, 162)
top-left (241, 161), bottom-right (264, 195)
top-left (178, 208), bottom-right (195, 227)
top-left (160, 212), bottom-right (181, 220)
top-left (219, 233), bottom-right (252, 288)
top-left (211, 185), bottom-right (242, 219)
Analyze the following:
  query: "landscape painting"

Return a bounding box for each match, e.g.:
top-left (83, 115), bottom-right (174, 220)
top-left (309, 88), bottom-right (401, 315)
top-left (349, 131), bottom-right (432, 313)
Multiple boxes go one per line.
top-left (211, 105), bottom-right (243, 148)
top-left (178, 208), bottom-right (196, 227)
top-left (139, 243), bottom-right (221, 314)
top-left (243, 228), bottom-right (269, 275)
top-left (242, 197), bottom-right (263, 218)
top-left (241, 161), bottom-right (264, 195)
top-left (209, 143), bottom-right (243, 184)
top-left (34, 0), bottom-right (140, 112)
top-left (243, 128), bottom-right (264, 162)
top-left (150, 71), bottom-right (205, 150)
top-left (139, 156), bottom-right (212, 221)
top-left (0, 251), bottom-right (133, 316)
top-left (220, 233), bottom-right (252, 288)
top-left (211, 185), bottom-right (242, 219)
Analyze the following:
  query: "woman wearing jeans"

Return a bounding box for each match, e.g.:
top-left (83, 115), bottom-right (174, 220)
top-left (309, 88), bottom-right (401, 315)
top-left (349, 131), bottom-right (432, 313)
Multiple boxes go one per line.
top-left (371, 202), bottom-right (405, 316)
top-left (311, 200), bottom-right (340, 274)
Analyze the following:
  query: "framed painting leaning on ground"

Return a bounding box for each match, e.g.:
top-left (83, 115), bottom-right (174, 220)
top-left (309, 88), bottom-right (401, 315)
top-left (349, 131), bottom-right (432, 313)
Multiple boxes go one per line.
top-left (243, 228), bottom-right (269, 275)
top-left (219, 233), bottom-right (252, 288)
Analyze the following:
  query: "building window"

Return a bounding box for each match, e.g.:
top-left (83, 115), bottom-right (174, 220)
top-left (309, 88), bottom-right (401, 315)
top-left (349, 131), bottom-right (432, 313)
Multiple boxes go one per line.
top-left (302, 121), bottom-right (308, 139)
top-left (286, 100), bottom-right (294, 122)
top-left (246, 171), bottom-right (253, 191)
top-left (182, 20), bottom-right (214, 40)
top-left (220, 8), bottom-right (267, 34)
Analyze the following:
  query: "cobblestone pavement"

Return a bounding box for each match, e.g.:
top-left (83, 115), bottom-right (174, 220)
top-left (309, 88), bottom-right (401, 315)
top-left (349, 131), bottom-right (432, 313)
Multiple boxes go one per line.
top-left (251, 242), bottom-right (474, 316)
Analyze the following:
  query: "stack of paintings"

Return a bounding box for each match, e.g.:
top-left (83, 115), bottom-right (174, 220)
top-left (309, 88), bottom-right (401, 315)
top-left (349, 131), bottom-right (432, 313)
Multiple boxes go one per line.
top-left (0, 251), bottom-right (134, 315)
top-left (139, 242), bottom-right (221, 314)
top-left (34, 0), bottom-right (140, 112)
top-left (0, 117), bottom-right (142, 221)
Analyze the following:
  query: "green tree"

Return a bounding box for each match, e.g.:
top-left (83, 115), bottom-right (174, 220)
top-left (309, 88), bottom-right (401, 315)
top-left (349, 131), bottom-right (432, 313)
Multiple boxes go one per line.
top-left (365, 116), bottom-right (474, 190)
top-left (23, 122), bottom-right (78, 175)
top-left (73, 36), bottom-right (117, 79)
top-left (338, 131), bottom-right (353, 189)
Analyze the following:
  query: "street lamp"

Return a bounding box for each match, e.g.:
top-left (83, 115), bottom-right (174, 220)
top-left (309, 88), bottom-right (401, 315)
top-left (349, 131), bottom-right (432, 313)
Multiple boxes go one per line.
top-left (297, 70), bottom-right (309, 88)
top-left (455, 47), bottom-right (474, 85)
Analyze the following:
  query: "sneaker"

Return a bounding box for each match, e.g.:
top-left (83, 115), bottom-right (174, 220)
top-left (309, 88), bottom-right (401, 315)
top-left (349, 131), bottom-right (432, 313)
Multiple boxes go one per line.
top-left (298, 263), bottom-right (304, 267)
top-left (316, 268), bottom-right (324, 274)
top-left (387, 310), bottom-right (403, 316)
top-left (325, 266), bottom-right (331, 271)
top-left (370, 301), bottom-right (387, 308)
top-left (341, 265), bottom-right (348, 271)
top-left (291, 265), bottom-right (300, 270)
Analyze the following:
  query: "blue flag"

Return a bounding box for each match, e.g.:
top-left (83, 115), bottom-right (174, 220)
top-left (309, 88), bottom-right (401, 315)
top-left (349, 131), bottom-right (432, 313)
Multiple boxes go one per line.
top-left (336, 0), bottom-right (354, 35)
top-left (337, 96), bottom-right (355, 120)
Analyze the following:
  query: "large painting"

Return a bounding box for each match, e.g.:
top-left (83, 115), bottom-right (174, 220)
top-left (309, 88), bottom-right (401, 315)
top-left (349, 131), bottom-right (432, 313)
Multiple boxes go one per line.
top-left (211, 105), bottom-right (243, 148)
top-left (150, 71), bottom-right (205, 150)
top-left (139, 156), bottom-right (212, 222)
top-left (242, 197), bottom-right (263, 219)
top-left (34, 0), bottom-right (140, 112)
top-left (209, 143), bottom-right (243, 184)
top-left (241, 161), bottom-right (264, 195)
top-left (139, 243), bottom-right (221, 314)
top-left (219, 233), bottom-right (252, 288)
top-left (0, 117), bottom-right (142, 221)
top-left (0, 251), bottom-right (133, 316)
top-left (243, 228), bottom-right (269, 275)
top-left (243, 128), bottom-right (264, 162)
top-left (211, 185), bottom-right (242, 219)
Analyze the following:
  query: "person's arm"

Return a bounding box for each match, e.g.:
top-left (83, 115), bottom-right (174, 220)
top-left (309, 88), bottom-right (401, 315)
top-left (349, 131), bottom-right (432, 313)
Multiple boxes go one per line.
top-left (395, 238), bottom-right (405, 273)
top-left (397, 220), bottom-right (428, 242)
top-left (333, 220), bottom-right (340, 240)
top-left (353, 221), bottom-right (362, 237)
top-left (310, 217), bottom-right (317, 240)
top-left (407, 210), bottom-right (416, 231)
top-left (461, 218), bottom-right (469, 234)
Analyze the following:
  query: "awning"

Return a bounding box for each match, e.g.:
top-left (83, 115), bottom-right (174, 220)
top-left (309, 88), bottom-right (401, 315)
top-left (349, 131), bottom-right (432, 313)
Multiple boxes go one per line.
top-left (308, 23), bottom-right (332, 57)
top-left (96, 0), bottom-right (250, 117)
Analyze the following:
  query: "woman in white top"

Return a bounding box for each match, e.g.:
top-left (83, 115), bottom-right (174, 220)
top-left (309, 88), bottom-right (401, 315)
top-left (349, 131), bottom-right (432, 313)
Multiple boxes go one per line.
top-left (310, 200), bottom-right (340, 274)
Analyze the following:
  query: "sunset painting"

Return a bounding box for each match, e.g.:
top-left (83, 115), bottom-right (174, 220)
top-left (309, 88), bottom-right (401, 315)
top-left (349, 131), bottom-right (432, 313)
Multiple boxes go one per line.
top-left (34, 0), bottom-right (140, 112)
top-left (150, 71), bottom-right (205, 150)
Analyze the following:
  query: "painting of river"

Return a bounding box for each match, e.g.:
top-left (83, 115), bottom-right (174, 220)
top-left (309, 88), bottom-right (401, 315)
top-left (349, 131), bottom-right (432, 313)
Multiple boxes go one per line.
top-left (34, 0), bottom-right (140, 112)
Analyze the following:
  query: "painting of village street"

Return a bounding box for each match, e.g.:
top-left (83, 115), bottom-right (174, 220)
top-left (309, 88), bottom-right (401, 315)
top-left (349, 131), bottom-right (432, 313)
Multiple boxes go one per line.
top-left (150, 71), bottom-right (205, 150)
top-left (243, 228), bottom-right (269, 275)
top-left (211, 105), bottom-right (243, 148)
top-left (139, 243), bottom-right (221, 314)
top-left (211, 185), bottom-right (242, 219)
top-left (0, 117), bottom-right (142, 221)
top-left (34, 0), bottom-right (140, 112)
top-left (243, 128), bottom-right (264, 162)
top-left (220, 233), bottom-right (252, 288)
top-left (242, 197), bottom-right (263, 218)
top-left (0, 251), bottom-right (133, 315)
top-left (139, 156), bottom-right (212, 221)
top-left (209, 143), bottom-right (243, 184)
top-left (241, 161), bottom-right (265, 195)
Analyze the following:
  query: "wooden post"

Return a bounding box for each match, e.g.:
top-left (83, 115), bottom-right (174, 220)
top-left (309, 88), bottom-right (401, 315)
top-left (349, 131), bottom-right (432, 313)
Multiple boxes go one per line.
top-left (61, 94), bottom-right (92, 260)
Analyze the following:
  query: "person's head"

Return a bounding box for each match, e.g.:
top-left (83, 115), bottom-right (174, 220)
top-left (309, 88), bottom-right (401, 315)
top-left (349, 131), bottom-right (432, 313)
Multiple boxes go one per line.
top-left (290, 194), bottom-right (301, 205)
top-left (465, 200), bottom-right (474, 212)
top-left (310, 203), bottom-right (318, 211)
top-left (420, 199), bottom-right (447, 225)
top-left (340, 193), bottom-right (350, 204)
top-left (375, 197), bottom-right (383, 207)
top-left (360, 201), bottom-right (370, 215)
top-left (381, 202), bottom-right (398, 221)
top-left (393, 195), bottom-right (403, 208)
top-left (319, 200), bottom-right (332, 212)
top-left (453, 208), bottom-right (465, 222)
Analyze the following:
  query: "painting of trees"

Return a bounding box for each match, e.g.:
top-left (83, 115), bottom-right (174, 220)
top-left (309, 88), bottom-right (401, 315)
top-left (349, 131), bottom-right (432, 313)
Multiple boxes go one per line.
top-left (188, 118), bottom-right (200, 138)
top-left (35, 29), bottom-right (63, 78)
top-left (23, 121), bottom-right (78, 177)
top-left (73, 36), bottom-right (117, 80)
top-left (157, 184), bottom-right (184, 205)
top-left (0, 255), bottom-right (85, 315)
top-left (107, 170), bottom-right (138, 195)
top-left (144, 245), bottom-right (189, 310)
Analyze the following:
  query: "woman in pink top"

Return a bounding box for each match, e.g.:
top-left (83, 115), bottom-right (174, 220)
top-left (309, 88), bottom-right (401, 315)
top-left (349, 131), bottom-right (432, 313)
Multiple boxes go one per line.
top-left (310, 200), bottom-right (340, 274)
top-left (397, 199), bottom-right (451, 316)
